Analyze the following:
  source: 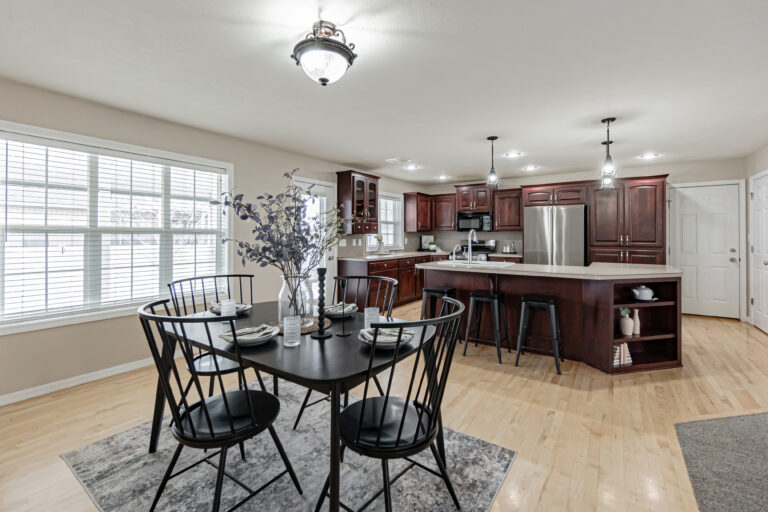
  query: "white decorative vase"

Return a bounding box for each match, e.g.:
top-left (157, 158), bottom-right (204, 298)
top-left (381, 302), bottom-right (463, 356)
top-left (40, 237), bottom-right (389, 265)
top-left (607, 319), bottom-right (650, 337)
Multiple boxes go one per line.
top-left (632, 308), bottom-right (641, 335)
top-left (620, 313), bottom-right (634, 336)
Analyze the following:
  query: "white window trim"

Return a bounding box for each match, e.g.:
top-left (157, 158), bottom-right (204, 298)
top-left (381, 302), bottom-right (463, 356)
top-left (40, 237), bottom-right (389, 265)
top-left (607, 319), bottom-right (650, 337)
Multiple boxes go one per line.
top-left (367, 191), bottom-right (404, 252)
top-left (0, 119), bottom-right (234, 336)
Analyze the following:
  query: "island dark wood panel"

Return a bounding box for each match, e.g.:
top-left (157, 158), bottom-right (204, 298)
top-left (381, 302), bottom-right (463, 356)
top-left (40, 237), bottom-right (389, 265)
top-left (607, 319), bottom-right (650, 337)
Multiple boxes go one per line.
top-left (423, 268), bottom-right (681, 374)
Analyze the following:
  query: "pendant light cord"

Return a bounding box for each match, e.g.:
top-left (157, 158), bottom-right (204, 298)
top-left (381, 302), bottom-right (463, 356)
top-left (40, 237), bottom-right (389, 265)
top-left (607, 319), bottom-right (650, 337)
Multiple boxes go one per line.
top-left (490, 138), bottom-right (495, 170)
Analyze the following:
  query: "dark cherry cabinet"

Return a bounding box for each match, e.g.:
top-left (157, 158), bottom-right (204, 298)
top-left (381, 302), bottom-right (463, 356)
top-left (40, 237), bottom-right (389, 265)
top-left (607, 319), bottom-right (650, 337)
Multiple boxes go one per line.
top-left (456, 184), bottom-right (493, 212)
top-left (553, 184), bottom-right (587, 204)
top-left (623, 178), bottom-right (665, 247)
top-left (337, 170), bottom-right (379, 235)
top-left (493, 189), bottom-right (522, 231)
top-left (522, 185), bottom-right (554, 206)
top-left (431, 194), bottom-right (456, 231)
top-left (404, 192), bottom-right (432, 232)
top-left (587, 175), bottom-right (667, 264)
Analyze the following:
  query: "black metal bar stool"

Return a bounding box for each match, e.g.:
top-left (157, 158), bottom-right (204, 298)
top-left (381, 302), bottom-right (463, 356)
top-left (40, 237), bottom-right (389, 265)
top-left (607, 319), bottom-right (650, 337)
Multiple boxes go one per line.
top-left (515, 295), bottom-right (564, 375)
top-left (421, 286), bottom-right (457, 319)
top-left (463, 290), bottom-right (510, 364)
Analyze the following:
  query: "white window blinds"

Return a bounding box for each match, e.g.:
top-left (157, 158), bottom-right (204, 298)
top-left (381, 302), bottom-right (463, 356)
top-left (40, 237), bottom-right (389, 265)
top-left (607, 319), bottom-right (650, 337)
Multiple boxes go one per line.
top-left (0, 133), bottom-right (229, 325)
top-left (367, 193), bottom-right (404, 250)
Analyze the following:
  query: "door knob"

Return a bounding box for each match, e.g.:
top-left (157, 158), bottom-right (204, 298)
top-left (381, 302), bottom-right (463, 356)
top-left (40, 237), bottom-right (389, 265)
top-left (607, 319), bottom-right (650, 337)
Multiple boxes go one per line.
top-left (729, 257), bottom-right (737, 263)
top-left (730, 248), bottom-right (737, 253)
top-left (764, 260), bottom-right (768, 265)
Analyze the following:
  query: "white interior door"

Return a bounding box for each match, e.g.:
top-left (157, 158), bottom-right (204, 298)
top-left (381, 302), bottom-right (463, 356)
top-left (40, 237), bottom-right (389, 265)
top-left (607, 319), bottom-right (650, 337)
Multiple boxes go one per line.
top-left (751, 173), bottom-right (768, 333)
top-left (671, 184), bottom-right (741, 318)
top-left (294, 178), bottom-right (338, 299)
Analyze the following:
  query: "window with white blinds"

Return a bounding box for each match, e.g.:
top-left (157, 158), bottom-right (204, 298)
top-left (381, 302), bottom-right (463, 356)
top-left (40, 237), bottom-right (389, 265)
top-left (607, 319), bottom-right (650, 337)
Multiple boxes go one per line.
top-left (367, 193), bottom-right (404, 250)
top-left (0, 131), bottom-right (230, 327)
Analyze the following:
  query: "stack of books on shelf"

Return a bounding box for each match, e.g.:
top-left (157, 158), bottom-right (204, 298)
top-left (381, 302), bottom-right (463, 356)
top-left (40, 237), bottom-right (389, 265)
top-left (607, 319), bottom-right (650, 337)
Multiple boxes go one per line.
top-left (613, 343), bottom-right (633, 368)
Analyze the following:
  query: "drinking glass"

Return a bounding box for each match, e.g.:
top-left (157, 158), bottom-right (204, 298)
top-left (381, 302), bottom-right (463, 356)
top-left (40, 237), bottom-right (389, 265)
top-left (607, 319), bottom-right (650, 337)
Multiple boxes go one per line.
top-left (220, 298), bottom-right (236, 317)
top-left (364, 307), bottom-right (380, 329)
top-left (283, 316), bottom-right (301, 347)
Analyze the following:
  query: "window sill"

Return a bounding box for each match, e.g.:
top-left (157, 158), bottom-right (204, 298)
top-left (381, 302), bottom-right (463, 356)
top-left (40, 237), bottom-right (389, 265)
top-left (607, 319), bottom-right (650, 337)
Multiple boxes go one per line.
top-left (0, 303), bottom-right (146, 336)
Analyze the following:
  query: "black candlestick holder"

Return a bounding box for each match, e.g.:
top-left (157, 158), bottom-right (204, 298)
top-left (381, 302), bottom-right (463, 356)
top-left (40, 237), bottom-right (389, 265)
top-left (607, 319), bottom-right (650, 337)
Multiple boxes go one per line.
top-left (311, 268), bottom-right (332, 339)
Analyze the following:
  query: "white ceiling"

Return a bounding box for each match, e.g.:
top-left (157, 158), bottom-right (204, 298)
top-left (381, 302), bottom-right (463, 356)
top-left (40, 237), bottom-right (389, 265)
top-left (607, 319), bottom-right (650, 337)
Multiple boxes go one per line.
top-left (0, 0), bottom-right (767, 184)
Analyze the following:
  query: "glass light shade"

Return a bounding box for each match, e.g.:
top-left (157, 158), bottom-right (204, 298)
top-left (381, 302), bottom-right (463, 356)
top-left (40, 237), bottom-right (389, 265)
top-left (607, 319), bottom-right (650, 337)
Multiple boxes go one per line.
top-left (600, 176), bottom-right (615, 190)
top-left (298, 48), bottom-right (350, 86)
top-left (601, 155), bottom-right (616, 176)
top-left (486, 167), bottom-right (499, 188)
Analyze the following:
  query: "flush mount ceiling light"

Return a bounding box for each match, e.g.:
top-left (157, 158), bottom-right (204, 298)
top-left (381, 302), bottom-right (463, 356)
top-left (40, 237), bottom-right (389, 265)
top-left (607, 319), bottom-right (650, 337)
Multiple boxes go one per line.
top-left (637, 152), bottom-right (661, 160)
top-left (599, 117), bottom-right (617, 189)
top-left (291, 20), bottom-right (357, 86)
top-left (404, 163), bottom-right (420, 171)
top-left (521, 164), bottom-right (540, 172)
top-left (504, 151), bottom-right (525, 158)
top-left (438, 174), bottom-right (448, 180)
top-left (485, 136), bottom-right (499, 189)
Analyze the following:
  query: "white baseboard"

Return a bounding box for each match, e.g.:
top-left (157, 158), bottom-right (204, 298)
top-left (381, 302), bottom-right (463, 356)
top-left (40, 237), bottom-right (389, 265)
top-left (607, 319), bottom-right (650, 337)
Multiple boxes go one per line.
top-left (0, 356), bottom-right (157, 407)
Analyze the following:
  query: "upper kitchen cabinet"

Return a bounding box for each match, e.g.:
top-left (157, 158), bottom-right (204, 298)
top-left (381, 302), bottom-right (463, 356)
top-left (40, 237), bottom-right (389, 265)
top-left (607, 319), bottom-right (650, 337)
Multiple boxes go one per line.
top-left (493, 188), bottom-right (522, 231)
top-left (521, 185), bottom-right (554, 206)
top-left (623, 177), bottom-right (666, 247)
top-left (588, 184), bottom-right (623, 246)
top-left (404, 192), bottom-right (432, 232)
top-left (455, 184), bottom-right (493, 212)
top-left (431, 194), bottom-right (456, 231)
top-left (522, 183), bottom-right (587, 206)
top-left (337, 170), bottom-right (379, 234)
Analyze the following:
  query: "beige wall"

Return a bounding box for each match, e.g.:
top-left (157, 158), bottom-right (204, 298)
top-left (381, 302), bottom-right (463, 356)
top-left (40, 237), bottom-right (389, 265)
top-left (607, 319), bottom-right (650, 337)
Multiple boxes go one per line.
top-left (0, 77), bottom-right (414, 396)
top-left (747, 142), bottom-right (768, 177)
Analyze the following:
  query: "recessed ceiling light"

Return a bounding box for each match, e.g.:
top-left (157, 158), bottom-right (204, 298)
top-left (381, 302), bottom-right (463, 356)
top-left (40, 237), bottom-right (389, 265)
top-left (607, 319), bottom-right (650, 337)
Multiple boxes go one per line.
top-left (438, 174), bottom-right (448, 180)
top-left (504, 151), bottom-right (525, 158)
top-left (521, 164), bottom-right (540, 172)
top-left (404, 163), bottom-right (420, 171)
top-left (636, 152), bottom-right (661, 160)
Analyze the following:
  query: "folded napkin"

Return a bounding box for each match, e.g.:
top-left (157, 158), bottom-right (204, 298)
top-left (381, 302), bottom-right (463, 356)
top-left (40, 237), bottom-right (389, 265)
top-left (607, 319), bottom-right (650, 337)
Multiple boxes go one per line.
top-left (324, 302), bottom-right (358, 313)
top-left (219, 324), bottom-right (275, 342)
top-left (360, 327), bottom-right (414, 343)
top-left (210, 302), bottom-right (248, 314)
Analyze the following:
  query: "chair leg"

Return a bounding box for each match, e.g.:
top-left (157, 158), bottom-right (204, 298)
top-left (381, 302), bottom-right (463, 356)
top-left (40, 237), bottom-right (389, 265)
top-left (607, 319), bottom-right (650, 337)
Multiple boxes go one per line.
top-left (268, 426), bottom-right (303, 495)
top-left (150, 443), bottom-right (183, 512)
top-left (381, 459), bottom-right (393, 512)
top-left (437, 412), bottom-right (447, 467)
top-left (515, 302), bottom-right (529, 367)
top-left (373, 375), bottom-right (385, 396)
top-left (492, 299), bottom-right (503, 364)
top-left (504, 302), bottom-right (512, 353)
top-left (239, 442), bottom-right (246, 461)
top-left (253, 369), bottom-right (267, 392)
top-left (208, 375), bottom-right (215, 397)
top-left (212, 447), bottom-right (227, 512)
top-left (430, 443), bottom-right (460, 510)
top-left (293, 389), bottom-right (313, 430)
top-left (473, 302), bottom-right (482, 347)
top-left (273, 375), bottom-right (279, 396)
top-left (463, 298), bottom-right (474, 356)
top-left (548, 304), bottom-right (562, 375)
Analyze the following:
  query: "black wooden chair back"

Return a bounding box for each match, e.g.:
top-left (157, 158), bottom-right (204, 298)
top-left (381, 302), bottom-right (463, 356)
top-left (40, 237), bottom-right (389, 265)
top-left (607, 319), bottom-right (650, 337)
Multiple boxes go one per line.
top-left (138, 299), bottom-right (262, 444)
top-left (346, 296), bottom-right (464, 453)
top-left (168, 274), bottom-right (254, 316)
top-left (332, 275), bottom-right (398, 317)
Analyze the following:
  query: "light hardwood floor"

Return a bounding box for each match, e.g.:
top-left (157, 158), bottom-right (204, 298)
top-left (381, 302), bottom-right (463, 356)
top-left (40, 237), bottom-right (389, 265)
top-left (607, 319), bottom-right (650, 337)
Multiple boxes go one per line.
top-left (1, 306), bottom-right (767, 511)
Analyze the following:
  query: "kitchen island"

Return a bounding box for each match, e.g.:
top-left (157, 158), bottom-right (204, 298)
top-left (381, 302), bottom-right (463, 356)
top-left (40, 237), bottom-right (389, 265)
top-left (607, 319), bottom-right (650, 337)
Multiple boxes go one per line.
top-left (417, 261), bottom-right (682, 374)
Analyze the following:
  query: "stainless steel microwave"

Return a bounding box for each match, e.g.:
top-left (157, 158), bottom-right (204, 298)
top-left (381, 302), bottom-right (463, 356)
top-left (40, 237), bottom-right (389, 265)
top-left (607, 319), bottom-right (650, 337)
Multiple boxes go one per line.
top-left (456, 211), bottom-right (493, 231)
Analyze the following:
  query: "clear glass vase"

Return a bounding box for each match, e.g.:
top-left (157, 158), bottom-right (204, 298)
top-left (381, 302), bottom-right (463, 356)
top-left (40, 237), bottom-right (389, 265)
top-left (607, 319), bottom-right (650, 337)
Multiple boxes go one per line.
top-left (278, 274), bottom-right (315, 328)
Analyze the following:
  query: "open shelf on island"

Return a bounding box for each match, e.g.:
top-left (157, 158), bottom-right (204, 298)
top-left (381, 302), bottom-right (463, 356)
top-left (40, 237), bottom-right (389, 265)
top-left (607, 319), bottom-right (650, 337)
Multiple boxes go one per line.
top-left (613, 300), bottom-right (676, 309)
top-left (613, 328), bottom-right (676, 343)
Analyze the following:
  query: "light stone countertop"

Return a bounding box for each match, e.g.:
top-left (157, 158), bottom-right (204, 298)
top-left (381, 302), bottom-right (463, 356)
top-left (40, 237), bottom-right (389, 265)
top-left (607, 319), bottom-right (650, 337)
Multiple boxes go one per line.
top-left (338, 251), bottom-right (449, 262)
top-left (416, 261), bottom-right (682, 281)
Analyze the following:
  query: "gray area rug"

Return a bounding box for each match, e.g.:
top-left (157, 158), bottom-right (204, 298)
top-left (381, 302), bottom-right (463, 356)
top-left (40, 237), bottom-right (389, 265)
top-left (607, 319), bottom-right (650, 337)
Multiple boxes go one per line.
top-left (62, 382), bottom-right (515, 511)
top-left (675, 412), bottom-right (768, 512)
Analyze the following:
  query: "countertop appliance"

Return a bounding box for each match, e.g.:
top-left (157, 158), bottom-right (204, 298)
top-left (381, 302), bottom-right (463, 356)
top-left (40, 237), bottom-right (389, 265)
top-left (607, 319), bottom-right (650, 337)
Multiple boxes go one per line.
top-left (523, 205), bottom-right (586, 266)
top-left (457, 211), bottom-right (493, 232)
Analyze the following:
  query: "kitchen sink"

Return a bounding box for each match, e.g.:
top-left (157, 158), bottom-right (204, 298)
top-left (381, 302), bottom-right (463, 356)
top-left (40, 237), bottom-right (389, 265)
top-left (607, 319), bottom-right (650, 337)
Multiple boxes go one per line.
top-left (435, 260), bottom-right (514, 268)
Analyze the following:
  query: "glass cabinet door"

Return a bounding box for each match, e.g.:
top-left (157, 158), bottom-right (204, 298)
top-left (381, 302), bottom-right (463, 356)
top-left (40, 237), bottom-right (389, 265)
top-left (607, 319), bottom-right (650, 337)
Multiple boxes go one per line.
top-left (367, 179), bottom-right (378, 233)
top-left (353, 175), bottom-right (366, 218)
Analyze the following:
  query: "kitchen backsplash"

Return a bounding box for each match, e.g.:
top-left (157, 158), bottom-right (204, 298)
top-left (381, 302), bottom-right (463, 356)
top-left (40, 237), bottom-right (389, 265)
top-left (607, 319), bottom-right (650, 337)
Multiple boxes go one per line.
top-left (336, 231), bottom-right (523, 258)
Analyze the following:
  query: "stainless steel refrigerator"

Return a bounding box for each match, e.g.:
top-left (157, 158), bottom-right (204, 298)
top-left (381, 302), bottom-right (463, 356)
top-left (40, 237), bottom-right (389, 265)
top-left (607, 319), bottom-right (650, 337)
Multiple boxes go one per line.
top-left (523, 204), bottom-right (586, 266)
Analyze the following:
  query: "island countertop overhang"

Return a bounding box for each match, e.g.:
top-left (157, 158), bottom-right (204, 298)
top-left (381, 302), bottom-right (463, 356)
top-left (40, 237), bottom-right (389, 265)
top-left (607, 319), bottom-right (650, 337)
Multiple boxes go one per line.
top-left (416, 261), bottom-right (682, 281)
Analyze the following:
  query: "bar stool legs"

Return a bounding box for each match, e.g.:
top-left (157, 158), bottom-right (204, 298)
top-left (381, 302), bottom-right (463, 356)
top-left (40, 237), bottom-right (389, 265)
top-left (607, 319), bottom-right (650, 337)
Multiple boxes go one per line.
top-left (515, 297), bottom-right (563, 375)
top-left (463, 292), bottom-right (509, 364)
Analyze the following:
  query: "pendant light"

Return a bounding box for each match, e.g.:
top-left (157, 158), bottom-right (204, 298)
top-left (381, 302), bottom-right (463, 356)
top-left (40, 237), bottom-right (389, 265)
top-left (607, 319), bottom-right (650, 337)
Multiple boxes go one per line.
top-left (599, 117), bottom-right (617, 189)
top-left (291, 20), bottom-right (357, 86)
top-left (486, 136), bottom-right (499, 189)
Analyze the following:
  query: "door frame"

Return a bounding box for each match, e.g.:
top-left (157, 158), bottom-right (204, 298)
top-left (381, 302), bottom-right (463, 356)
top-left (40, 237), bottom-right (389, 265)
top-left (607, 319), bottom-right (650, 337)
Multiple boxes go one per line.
top-left (668, 179), bottom-right (747, 321)
top-left (749, 169), bottom-right (768, 329)
top-left (292, 175), bottom-right (339, 280)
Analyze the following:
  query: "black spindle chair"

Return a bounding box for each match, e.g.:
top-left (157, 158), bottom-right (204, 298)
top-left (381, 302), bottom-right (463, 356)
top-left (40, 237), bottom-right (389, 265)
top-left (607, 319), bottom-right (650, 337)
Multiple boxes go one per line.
top-left (315, 296), bottom-right (465, 512)
top-left (168, 274), bottom-right (279, 397)
top-left (292, 275), bottom-right (399, 431)
top-left (138, 300), bottom-right (302, 512)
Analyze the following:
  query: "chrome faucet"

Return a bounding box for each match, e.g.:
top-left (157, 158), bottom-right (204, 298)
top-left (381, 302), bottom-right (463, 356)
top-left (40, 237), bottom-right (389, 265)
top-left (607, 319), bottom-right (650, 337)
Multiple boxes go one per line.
top-left (451, 243), bottom-right (462, 261)
top-left (467, 229), bottom-right (478, 263)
